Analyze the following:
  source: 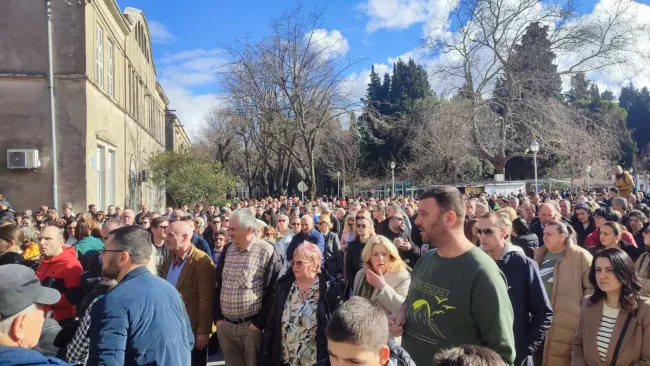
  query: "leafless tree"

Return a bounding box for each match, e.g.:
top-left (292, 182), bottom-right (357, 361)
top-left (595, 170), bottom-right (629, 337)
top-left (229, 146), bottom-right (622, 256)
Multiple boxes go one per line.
top-left (427, 0), bottom-right (648, 174)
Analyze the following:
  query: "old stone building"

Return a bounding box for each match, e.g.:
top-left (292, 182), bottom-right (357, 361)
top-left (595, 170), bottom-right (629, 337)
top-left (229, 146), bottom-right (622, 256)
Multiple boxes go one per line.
top-left (0, 0), bottom-right (189, 212)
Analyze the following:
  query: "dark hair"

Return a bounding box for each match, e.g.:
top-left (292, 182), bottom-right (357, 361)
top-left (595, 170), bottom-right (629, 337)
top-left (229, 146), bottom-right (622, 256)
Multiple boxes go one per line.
top-left (262, 210), bottom-right (276, 227)
top-left (108, 226), bottom-right (153, 265)
top-left (325, 296), bottom-right (388, 352)
top-left (0, 252), bottom-right (39, 270)
top-left (609, 187), bottom-right (620, 194)
top-left (0, 224), bottom-right (28, 246)
top-left (150, 216), bottom-right (169, 229)
top-left (463, 219), bottom-right (479, 246)
top-left (433, 345), bottom-right (507, 366)
top-left (589, 248), bottom-right (642, 313)
top-left (511, 217), bottom-right (533, 236)
top-left (419, 186), bottom-right (466, 226)
top-left (594, 207), bottom-right (619, 222)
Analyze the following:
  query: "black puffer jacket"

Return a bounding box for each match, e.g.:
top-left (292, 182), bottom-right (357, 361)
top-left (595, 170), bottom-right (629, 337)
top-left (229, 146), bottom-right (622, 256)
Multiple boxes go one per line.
top-left (511, 233), bottom-right (539, 259)
top-left (313, 339), bottom-right (416, 366)
top-left (259, 268), bottom-right (342, 366)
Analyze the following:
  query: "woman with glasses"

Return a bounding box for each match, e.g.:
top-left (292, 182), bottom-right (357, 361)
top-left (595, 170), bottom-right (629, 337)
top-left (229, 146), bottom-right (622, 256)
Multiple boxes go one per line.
top-left (317, 214), bottom-right (343, 279)
top-left (259, 243), bottom-right (342, 366)
top-left (636, 226), bottom-right (650, 295)
top-left (590, 221), bottom-right (644, 262)
top-left (571, 248), bottom-right (650, 365)
top-left (64, 220), bottom-right (78, 246)
top-left (352, 235), bottom-right (410, 342)
top-left (344, 211), bottom-right (375, 294)
top-left (534, 222), bottom-right (593, 366)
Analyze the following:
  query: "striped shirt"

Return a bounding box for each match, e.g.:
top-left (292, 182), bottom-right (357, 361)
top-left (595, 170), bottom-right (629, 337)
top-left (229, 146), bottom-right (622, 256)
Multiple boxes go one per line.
top-left (597, 303), bottom-right (621, 362)
top-left (220, 238), bottom-right (274, 319)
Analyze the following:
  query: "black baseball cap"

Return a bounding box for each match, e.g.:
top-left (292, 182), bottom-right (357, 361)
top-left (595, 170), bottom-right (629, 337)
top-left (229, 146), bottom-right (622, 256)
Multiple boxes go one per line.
top-left (0, 264), bottom-right (60, 319)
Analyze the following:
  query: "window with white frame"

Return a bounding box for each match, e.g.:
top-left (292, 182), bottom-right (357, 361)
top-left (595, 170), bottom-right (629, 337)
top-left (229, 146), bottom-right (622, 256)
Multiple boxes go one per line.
top-left (107, 40), bottom-right (114, 98)
top-left (96, 25), bottom-right (104, 89)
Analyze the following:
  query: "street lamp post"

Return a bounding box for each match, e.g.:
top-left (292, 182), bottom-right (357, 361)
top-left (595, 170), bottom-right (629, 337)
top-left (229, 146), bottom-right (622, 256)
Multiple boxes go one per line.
top-left (390, 161), bottom-right (396, 199)
top-left (336, 171), bottom-right (340, 199)
top-left (586, 165), bottom-right (591, 192)
top-left (530, 140), bottom-right (539, 193)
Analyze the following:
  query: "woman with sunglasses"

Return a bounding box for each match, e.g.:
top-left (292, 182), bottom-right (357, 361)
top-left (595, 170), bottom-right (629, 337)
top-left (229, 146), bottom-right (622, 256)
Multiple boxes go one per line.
top-left (339, 213), bottom-right (356, 251)
top-left (590, 221), bottom-right (644, 262)
top-left (534, 221), bottom-right (593, 366)
top-left (344, 210), bottom-right (375, 295)
top-left (636, 226), bottom-right (650, 295)
top-left (259, 243), bottom-right (342, 366)
top-left (571, 248), bottom-right (650, 365)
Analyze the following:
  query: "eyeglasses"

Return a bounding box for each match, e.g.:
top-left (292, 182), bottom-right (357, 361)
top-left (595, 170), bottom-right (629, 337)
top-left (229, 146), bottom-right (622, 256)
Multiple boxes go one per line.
top-left (277, 219), bottom-right (287, 222)
top-left (317, 221), bottom-right (328, 225)
top-left (99, 249), bottom-right (125, 256)
top-left (476, 228), bottom-right (495, 236)
top-left (223, 219), bottom-right (230, 222)
top-left (357, 224), bottom-right (369, 229)
top-left (356, 217), bottom-right (365, 220)
top-left (157, 225), bottom-right (169, 230)
top-left (290, 259), bottom-right (310, 267)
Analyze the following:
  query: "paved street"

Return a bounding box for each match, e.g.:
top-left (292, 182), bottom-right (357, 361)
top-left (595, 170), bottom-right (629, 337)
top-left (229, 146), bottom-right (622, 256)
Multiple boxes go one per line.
top-left (208, 350), bottom-right (225, 365)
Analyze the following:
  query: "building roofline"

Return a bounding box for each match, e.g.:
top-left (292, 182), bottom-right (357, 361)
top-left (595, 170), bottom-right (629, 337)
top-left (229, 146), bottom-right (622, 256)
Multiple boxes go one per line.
top-left (155, 82), bottom-right (169, 106)
top-left (123, 7), bottom-right (158, 75)
top-left (103, 0), bottom-right (130, 33)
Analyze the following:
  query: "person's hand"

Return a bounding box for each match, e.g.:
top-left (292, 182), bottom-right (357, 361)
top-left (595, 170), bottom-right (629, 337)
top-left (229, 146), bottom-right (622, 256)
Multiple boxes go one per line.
top-left (248, 323), bottom-right (260, 332)
top-left (215, 320), bottom-right (224, 329)
top-left (388, 311), bottom-right (405, 337)
top-left (195, 334), bottom-right (209, 350)
top-left (365, 268), bottom-right (385, 290)
top-left (398, 239), bottom-right (412, 251)
top-left (393, 238), bottom-right (404, 248)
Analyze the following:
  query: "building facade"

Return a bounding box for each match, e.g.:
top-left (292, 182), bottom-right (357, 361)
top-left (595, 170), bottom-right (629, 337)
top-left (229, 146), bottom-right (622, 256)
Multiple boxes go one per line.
top-left (165, 110), bottom-right (191, 152)
top-left (0, 0), bottom-right (187, 213)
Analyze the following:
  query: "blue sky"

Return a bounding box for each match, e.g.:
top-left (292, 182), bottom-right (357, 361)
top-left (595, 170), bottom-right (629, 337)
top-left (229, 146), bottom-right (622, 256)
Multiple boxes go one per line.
top-left (119, 0), bottom-right (650, 139)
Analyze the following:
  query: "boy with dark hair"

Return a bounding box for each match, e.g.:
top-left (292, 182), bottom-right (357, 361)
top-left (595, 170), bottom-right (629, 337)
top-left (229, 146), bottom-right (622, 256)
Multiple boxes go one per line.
top-left (316, 297), bottom-right (415, 366)
top-left (433, 345), bottom-right (507, 366)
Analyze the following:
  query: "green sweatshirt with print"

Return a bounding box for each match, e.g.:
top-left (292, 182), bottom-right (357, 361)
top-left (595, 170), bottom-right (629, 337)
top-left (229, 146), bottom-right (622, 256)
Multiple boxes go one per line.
top-left (401, 246), bottom-right (515, 365)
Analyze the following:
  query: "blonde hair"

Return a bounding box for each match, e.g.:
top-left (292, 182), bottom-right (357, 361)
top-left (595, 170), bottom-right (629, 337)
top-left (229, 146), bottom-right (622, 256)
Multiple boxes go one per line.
top-left (294, 243), bottom-right (322, 273)
top-left (497, 207), bottom-right (517, 222)
top-left (319, 214), bottom-right (332, 230)
top-left (361, 235), bottom-right (406, 273)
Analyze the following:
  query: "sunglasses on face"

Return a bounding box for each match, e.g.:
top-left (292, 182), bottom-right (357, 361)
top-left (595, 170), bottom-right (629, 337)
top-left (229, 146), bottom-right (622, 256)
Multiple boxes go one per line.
top-left (290, 259), bottom-right (309, 267)
top-left (476, 228), bottom-right (495, 236)
top-left (357, 224), bottom-right (369, 229)
top-left (291, 223), bottom-right (301, 226)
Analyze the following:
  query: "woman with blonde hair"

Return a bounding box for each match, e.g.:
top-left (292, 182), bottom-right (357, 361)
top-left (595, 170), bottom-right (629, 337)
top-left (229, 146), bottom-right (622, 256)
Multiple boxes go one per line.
top-left (352, 235), bottom-right (411, 318)
top-left (339, 213), bottom-right (356, 251)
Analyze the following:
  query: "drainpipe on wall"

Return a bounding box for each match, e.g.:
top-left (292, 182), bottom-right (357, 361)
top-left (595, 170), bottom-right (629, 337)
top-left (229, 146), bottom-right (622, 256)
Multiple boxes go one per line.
top-left (45, 0), bottom-right (59, 210)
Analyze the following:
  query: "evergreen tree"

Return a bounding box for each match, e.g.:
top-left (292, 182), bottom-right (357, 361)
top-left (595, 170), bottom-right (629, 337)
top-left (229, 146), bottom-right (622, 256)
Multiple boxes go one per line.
top-left (365, 66), bottom-right (382, 104)
top-left (589, 84), bottom-right (601, 102)
top-left (566, 72), bottom-right (591, 102)
top-left (601, 89), bottom-right (615, 101)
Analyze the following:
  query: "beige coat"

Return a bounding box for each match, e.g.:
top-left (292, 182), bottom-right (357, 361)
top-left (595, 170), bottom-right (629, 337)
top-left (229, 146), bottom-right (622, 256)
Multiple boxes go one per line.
top-left (535, 244), bottom-right (593, 366)
top-left (571, 297), bottom-right (650, 366)
top-left (636, 252), bottom-right (650, 296)
top-left (352, 266), bottom-right (411, 315)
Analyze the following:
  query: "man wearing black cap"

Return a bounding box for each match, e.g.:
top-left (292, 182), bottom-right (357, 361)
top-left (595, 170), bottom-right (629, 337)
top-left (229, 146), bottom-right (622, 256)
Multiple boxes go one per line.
top-left (0, 264), bottom-right (69, 365)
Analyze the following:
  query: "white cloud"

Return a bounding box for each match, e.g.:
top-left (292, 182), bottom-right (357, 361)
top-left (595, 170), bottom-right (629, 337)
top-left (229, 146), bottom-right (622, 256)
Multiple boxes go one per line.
top-left (341, 63), bottom-right (391, 106)
top-left (157, 49), bottom-right (228, 140)
top-left (148, 21), bottom-right (176, 44)
top-left (360, 0), bottom-right (456, 34)
top-left (307, 29), bottom-right (350, 60)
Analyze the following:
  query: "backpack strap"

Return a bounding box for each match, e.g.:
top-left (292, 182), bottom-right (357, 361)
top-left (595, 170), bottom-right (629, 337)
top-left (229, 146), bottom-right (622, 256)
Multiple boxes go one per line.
top-left (610, 312), bottom-right (634, 366)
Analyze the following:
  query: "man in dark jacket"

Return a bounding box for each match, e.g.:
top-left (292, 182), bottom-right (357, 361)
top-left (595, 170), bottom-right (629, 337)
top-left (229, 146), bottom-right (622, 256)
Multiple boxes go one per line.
top-left (0, 201), bottom-right (15, 223)
top-left (0, 264), bottom-right (68, 366)
top-left (87, 226), bottom-right (194, 365)
top-left (315, 297), bottom-right (415, 366)
top-left (530, 203), bottom-right (559, 247)
top-left (478, 212), bottom-right (553, 366)
top-left (383, 214), bottom-right (420, 267)
top-left (286, 214), bottom-right (325, 261)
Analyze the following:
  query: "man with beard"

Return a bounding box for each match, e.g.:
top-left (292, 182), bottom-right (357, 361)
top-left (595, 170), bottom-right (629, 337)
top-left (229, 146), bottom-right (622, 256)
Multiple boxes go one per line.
top-left (87, 226), bottom-right (193, 365)
top-left (383, 214), bottom-right (420, 267)
top-left (388, 186), bottom-right (515, 366)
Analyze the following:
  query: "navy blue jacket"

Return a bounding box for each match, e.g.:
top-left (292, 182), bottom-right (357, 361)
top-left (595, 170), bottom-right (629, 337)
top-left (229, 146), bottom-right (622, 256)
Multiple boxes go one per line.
top-left (286, 228), bottom-right (325, 261)
top-left (87, 266), bottom-right (194, 365)
top-left (191, 233), bottom-right (212, 258)
top-left (496, 244), bottom-right (553, 366)
top-left (0, 346), bottom-right (69, 366)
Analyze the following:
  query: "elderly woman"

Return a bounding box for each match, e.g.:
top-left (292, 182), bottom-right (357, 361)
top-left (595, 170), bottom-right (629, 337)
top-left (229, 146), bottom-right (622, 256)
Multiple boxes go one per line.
top-left (317, 214), bottom-right (343, 278)
top-left (352, 235), bottom-right (410, 321)
top-left (259, 243), bottom-right (342, 366)
top-left (534, 222), bottom-right (593, 366)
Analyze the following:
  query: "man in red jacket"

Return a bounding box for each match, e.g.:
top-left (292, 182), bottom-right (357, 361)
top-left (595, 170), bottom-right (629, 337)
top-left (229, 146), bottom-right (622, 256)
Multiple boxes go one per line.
top-left (35, 226), bottom-right (83, 323)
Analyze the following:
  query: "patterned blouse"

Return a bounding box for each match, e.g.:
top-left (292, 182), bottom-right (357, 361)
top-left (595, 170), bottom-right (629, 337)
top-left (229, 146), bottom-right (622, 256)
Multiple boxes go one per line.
top-left (281, 280), bottom-right (320, 366)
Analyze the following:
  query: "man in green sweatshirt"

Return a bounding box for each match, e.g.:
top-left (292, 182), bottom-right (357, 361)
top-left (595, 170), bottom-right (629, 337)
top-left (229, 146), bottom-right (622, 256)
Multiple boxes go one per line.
top-left (389, 186), bottom-right (515, 365)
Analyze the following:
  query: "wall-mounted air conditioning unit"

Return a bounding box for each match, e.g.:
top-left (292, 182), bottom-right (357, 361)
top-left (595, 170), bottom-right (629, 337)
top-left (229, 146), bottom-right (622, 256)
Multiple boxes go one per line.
top-left (7, 149), bottom-right (41, 169)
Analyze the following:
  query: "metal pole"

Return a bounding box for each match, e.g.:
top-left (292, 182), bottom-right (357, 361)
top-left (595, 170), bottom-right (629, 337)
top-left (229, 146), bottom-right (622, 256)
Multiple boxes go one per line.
top-left (587, 173), bottom-right (590, 191)
top-left (342, 159), bottom-right (346, 199)
top-left (337, 177), bottom-right (340, 199)
top-left (46, 0), bottom-right (59, 211)
top-left (391, 168), bottom-right (395, 199)
top-left (533, 152), bottom-right (538, 193)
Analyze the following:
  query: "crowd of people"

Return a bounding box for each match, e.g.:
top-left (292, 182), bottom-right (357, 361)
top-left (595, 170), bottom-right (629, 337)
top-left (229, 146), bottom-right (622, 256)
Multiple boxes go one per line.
top-left (0, 166), bottom-right (649, 366)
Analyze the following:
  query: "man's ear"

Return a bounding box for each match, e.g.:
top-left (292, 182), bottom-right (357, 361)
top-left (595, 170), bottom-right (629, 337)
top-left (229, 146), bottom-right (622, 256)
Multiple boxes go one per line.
top-left (379, 345), bottom-right (390, 365)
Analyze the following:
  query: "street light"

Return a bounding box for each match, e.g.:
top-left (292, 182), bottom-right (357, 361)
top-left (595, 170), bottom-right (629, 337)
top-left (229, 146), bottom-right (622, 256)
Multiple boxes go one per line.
top-left (390, 161), bottom-right (396, 199)
top-left (586, 165), bottom-right (591, 192)
top-left (336, 171), bottom-right (341, 199)
top-left (530, 140), bottom-right (539, 193)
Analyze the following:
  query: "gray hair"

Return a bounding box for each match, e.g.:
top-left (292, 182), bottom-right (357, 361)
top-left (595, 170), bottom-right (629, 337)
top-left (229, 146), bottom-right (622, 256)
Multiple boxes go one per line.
top-left (109, 226), bottom-right (153, 265)
top-left (103, 219), bottom-right (124, 231)
top-left (63, 202), bottom-right (72, 209)
top-left (613, 197), bottom-right (628, 211)
top-left (230, 208), bottom-right (257, 231)
top-left (0, 304), bottom-right (36, 334)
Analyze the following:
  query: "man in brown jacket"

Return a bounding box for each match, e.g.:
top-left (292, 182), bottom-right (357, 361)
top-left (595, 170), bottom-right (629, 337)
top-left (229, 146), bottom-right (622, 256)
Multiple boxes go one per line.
top-left (161, 221), bottom-right (216, 366)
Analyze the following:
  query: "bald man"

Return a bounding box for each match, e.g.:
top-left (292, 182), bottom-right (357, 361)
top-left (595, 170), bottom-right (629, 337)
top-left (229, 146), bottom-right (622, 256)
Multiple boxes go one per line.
top-left (160, 221), bottom-right (215, 366)
top-left (530, 203), bottom-right (559, 247)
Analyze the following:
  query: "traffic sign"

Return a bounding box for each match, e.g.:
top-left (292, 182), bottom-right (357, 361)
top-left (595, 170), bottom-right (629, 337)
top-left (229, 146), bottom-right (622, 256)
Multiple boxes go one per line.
top-left (297, 181), bottom-right (307, 192)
